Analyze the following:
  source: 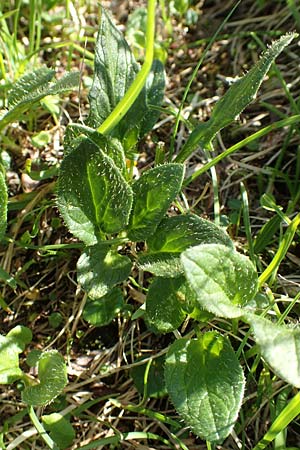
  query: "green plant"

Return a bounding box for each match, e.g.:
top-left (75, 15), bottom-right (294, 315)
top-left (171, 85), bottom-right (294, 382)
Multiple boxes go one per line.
top-left (1, 1), bottom-right (300, 448)
top-left (54, 2), bottom-right (300, 446)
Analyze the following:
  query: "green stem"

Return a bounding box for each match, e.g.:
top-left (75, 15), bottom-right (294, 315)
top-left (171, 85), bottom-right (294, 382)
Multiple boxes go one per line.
top-left (28, 406), bottom-right (59, 450)
top-left (258, 213), bottom-right (300, 287)
top-left (97, 0), bottom-right (156, 135)
top-left (253, 392), bottom-right (300, 450)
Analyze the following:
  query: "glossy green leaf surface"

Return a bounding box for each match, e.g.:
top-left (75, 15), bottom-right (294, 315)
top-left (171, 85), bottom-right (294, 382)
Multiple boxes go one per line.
top-left (57, 138), bottom-right (133, 245)
top-left (0, 167), bottom-right (7, 241)
top-left (77, 245), bottom-right (132, 299)
top-left (181, 244), bottom-right (258, 318)
top-left (246, 313), bottom-right (300, 387)
top-left (0, 326), bottom-right (32, 384)
top-left (127, 164), bottom-right (185, 241)
top-left (83, 287), bottom-right (124, 326)
top-left (22, 350), bottom-right (67, 406)
top-left (165, 333), bottom-right (245, 443)
top-left (42, 413), bottom-right (75, 450)
top-left (146, 276), bottom-right (195, 333)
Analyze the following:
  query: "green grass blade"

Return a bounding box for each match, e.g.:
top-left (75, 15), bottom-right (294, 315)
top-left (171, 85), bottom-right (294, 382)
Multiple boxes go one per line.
top-left (258, 213), bottom-right (300, 287)
top-left (184, 115), bottom-right (300, 186)
top-left (253, 393), bottom-right (300, 450)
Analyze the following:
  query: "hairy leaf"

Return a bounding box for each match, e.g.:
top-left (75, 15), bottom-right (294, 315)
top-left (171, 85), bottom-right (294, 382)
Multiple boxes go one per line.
top-left (181, 244), bottom-right (258, 318)
top-left (87, 8), bottom-right (165, 145)
top-left (246, 313), bottom-right (300, 387)
top-left (138, 214), bottom-right (233, 278)
top-left (0, 69), bottom-right (79, 131)
top-left (83, 287), bottom-right (124, 326)
top-left (165, 333), bottom-right (245, 443)
top-left (42, 413), bottom-right (75, 450)
top-left (57, 138), bottom-right (133, 244)
top-left (64, 125), bottom-right (127, 175)
top-left (127, 164), bottom-right (185, 241)
top-left (77, 245), bottom-right (132, 299)
top-left (138, 252), bottom-right (183, 277)
top-left (87, 7), bottom-right (139, 128)
top-left (118, 59), bottom-right (165, 149)
top-left (177, 33), bottom-right (297, 161)
top-left (22, 350), bottom-right (67, 406)
top-left (146, 276), bottom-right (195, 333)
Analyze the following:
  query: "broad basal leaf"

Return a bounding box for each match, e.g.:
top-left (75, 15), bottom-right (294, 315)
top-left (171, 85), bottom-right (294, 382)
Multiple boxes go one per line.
top-left (42, 413), bottom-right (75, 450)
top-left (165, 333), bottom-right (245, 443)
top-left (176, 33), bottom-right (297, 162)
top-left (138, 214), bottom-right (233, 278)
top-left (246, 313), bottom-right (300, 388)
top-left (127, 164), bottom-right (185, 241)
top-left (0, 326), bottom-right (32, 384)
top-left (57, 138), bottom-right (133, 244)
top-left (77, 245), bottom-right (132, 298)
top-left (0, 166), bottom-right (7, 241)
top-left (118, 59), bottom-right (165, 149)
top-left (181, 244), bottom-right (258, 318)
top-left (83, 287), bottom-right (124, 326)
top-left (146, 276), bottom-right (195, 333)
top-left (147, 214), bottom-right (234, 252)
top-left (22, 350), bottom-right (67, 406)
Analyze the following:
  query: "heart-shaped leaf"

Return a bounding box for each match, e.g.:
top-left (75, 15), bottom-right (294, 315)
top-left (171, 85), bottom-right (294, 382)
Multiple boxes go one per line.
top-left (42, 413), bottom-right (75, 450)
top-left (146, 276), bottom-right (195, 333)
top-left (147, 214), bottom-right (234, 252)
top-left (165, 333), bottom-right (245, 443)
top-left (0, 326), bottom-right (32, 384)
